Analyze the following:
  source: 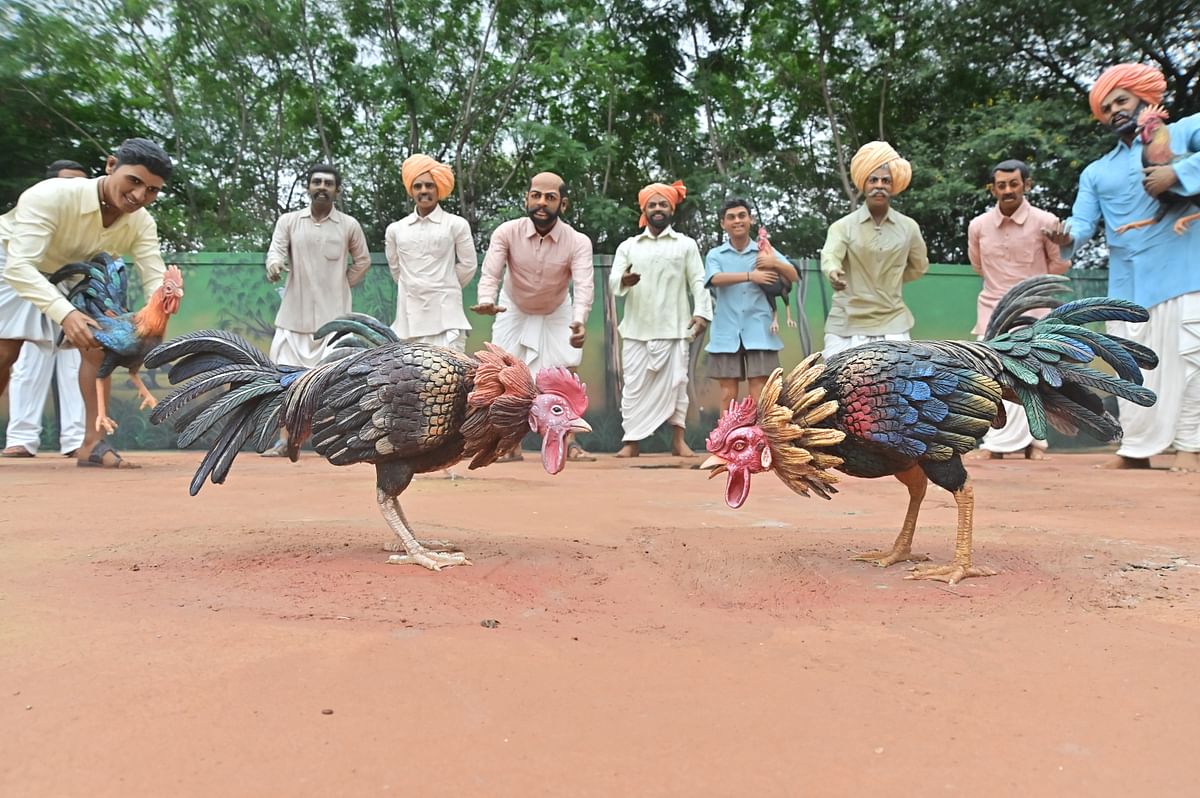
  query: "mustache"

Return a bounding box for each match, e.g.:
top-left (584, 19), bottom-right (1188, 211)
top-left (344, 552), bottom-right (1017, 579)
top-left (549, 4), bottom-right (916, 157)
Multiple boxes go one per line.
top-left (868, 189), bottom-right (890, 197)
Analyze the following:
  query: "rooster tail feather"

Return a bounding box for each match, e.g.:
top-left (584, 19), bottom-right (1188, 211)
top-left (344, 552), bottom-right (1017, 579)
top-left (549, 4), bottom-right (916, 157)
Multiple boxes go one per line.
top-left (148, 329), bottom-right (303, 493)
top-left (982, 278), bottom-right (1158, 444)
top-left (314, 313), bottom-right (400, 347)
top-left (983, 274), bottom-right (1071, 339)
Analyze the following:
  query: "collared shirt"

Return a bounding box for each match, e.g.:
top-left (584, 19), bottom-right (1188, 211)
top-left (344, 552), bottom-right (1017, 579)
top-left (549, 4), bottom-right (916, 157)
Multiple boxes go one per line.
top-left (968, 200), bottom-right (1070, 335)
top-left (0, 177), bottom-right (166, 324)
top-left (610, 226), bottom-right (712, 341)
top-left (266, 206), bottom-right (371, 333)
top-left (819, 204), bottom-right (929, 336)
top-left (477, 216), bottom-right (594, 324)
top-left (1063, 113), bottom-right (1200, 309)
top-left (703, 238), bottom-right (791, 353)
top-left (384, 204), bottom-right (477, 339)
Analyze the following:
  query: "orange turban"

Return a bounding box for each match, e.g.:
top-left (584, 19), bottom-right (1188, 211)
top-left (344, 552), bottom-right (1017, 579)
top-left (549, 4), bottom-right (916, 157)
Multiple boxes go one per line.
top-left (401, 154), bottom-right (455, 200)
top-left (850, 141), bottom-right (912, 195)
top-left (637, 180), bottom-right (687, 227)
top-left (1088, 64), bottom-right (1166, 121)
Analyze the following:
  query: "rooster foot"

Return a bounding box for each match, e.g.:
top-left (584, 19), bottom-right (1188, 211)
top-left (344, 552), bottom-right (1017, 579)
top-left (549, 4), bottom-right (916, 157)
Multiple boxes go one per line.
top-left (851, 548), bottom-right (930, 568)
top-left (138, 395), bottom-right (159, 410)
top-left (384, 538), bottom-right (459, 553)
top-left (1114, 219), bottom-right (1154, 234)
top-left (386, 551), bottom-right (472, 571)
top-left (905, 562), bottom-right (997, 585)
top-left (95, 416), bottom-right (119, 434)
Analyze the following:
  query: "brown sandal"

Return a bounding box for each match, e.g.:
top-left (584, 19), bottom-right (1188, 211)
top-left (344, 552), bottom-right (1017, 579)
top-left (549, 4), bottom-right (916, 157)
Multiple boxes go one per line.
top-left (77, 440), bottom-right (141, 469)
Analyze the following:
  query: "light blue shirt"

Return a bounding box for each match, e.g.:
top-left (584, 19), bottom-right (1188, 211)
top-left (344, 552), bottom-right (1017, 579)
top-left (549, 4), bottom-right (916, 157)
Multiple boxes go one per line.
top-left (1063, 112), bottom-right (1200, 309)
top-left (703, 238), bottom-right (790, 353)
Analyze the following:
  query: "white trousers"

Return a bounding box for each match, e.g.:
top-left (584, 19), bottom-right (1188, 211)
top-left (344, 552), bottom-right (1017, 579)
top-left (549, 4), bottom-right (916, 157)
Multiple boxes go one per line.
top-left (396, 328), bottom-right (467, 353)
top-left (822, 331), bottom-right (911, 358)
top-left (489, 289), bottom-right (581, 376)
top-left (620, 338), bottom-right (688, 442)
top-left (1109, 292), bottom-right (1200, 458)
top-left (269, 328), bottom-right (334, 369)
top-left (5, 341), bottom-right (85, 454)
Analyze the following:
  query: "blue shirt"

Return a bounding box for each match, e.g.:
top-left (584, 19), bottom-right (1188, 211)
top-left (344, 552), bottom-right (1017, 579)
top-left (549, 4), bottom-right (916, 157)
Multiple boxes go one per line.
top-left (1063, 112), bottom-right (1200, 309)
top-left (704, 238), bottom-right (790, 353)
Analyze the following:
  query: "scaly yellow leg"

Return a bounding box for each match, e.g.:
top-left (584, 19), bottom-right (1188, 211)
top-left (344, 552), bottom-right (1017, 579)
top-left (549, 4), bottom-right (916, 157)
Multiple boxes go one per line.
top-left (907, 480), bottom-right (998, 584)
top-left (852, 465), bottom-right (932, 567)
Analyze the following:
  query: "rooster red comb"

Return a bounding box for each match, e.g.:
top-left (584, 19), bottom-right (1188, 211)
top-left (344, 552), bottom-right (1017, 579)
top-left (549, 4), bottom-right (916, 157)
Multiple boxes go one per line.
top-left (1138, 104), bottom-right (1169, 125)
top-left (164, 265), bottom-right (184, 288)
top-left (706, 396), bottom-right (758, 450)
top-left (535, 367), bottom-right (589, 415)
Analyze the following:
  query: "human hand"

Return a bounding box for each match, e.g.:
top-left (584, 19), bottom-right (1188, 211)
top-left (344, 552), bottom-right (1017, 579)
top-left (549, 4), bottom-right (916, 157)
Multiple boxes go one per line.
top-left (569, 321), bottom-right (586, 348)
top-left (620, 269), bottom-right (641, 288)
top-left (470, 302), bottom-right (507, 316)
top-left (787, 317), bottom-right (798, 329)
top-left (1040, 220), bottom-right (1073, 247)
top-left (754, 250), bottom-right (778, 271)
top-left (266, 261), bottom-right (288, 282)
top-left (770, 319), bottom-right (780, 335)
top-left (687, 315), bottom-right (708, 341)
top-left (61, 310), bottom-right (100, 349)
top-left (827, 269), bottom-right (847, 290)
top-left (1143, 165), bottom-right (1178, 198)
top-left (748, 268), bottom-right (779, 286)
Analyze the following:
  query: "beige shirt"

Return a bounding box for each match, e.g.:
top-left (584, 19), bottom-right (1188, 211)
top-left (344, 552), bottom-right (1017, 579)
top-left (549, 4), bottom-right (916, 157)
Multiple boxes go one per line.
top-left (0, 177), bottom-right (166, 324)
top-left (477, 217), bottom-right (594, 324)
top-left (609, 226), bottom-right (712, 341)
top-left (968, 200), bottom-right (1069, 335)
top-left (266, 206), bottom-right (371, 333)
top-left (384, 205), bottom-right (477, 339)
top-left (820, 204), bottom-right (929, 336)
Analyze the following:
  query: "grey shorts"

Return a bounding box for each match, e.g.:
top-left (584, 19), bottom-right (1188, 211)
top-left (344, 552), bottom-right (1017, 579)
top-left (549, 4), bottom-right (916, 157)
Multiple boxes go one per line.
top-left (707, 348), bottom-right (781, 381)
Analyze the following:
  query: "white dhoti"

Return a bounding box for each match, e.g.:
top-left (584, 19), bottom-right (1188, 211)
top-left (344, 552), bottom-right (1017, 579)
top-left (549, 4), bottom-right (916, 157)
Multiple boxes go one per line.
top-left (822, 331), bottom-right (911, 358)
top-left (394, 327), bottom-right (467, 353)
top-left (0, 243), bottom-right (56, 343)
top-left (5, 341), bottom-right (84, 454)
top-left (980, 400), bottom-right (1046, 453)
top-left (620, 338), bottom-right (688, 442)
top-left (489, 289), bottom-right (581, 376)
top-left (269, 328), bottom-right (335, 368)
top-left (1109, 292), bottom-right (1200, 458)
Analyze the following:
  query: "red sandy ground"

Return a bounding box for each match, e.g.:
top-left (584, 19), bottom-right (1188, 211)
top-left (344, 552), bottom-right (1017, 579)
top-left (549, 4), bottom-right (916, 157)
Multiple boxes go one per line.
top-left (2, 450), bottom-right (1198, 796)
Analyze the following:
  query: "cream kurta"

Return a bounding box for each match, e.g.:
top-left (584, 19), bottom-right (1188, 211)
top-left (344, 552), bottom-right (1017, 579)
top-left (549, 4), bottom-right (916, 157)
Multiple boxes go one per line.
top-left (0, 177), bottom-right (166, 324)
top-left (266, 207), bottom-right (371, 333)
top-left (820, 205), bottom-right (928, 336)
top-left (384, 205), bottom-right (476, 339)
top-left (609, 226), bottom-right (712, 340)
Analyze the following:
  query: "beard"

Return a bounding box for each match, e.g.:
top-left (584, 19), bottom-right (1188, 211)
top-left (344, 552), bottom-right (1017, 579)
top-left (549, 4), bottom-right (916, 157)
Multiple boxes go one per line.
top-left (648, 211), bottom-right (672, 229)
top-left (1111, 101), bottom-right (1146, 135)
top-left (527, 206), bottom-right (561, 226)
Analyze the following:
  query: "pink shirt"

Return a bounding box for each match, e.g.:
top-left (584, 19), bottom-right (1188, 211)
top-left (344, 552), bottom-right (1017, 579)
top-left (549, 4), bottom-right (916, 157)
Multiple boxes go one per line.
top-left (967, 200), bottom-right (1069, 335)
top-left (477, 217), bottom-right (594, 324)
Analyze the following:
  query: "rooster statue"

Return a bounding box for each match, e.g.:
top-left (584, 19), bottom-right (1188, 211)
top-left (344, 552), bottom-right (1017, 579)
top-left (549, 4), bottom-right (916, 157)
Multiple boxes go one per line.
top-left (49, 254), bottom-right (184, 433)
top-left (1114, 104), bottom-right (1200, 235)
top-left (144, 314), bottom-right (591, 571)
top-left (701, 276), bottom-right (1158, 585)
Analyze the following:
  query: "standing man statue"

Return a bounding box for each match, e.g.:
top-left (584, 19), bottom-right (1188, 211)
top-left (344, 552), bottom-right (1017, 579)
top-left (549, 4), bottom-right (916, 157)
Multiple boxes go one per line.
top-left (609, 180), bottom-right (711, 458)
top-left (820, 141), bottom-right (929, 357)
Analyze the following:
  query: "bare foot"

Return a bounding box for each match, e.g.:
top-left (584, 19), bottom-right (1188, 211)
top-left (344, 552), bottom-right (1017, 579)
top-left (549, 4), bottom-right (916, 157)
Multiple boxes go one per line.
top-left (1169, 451), bottom-right (1200, 473)
top-left (1024, 445), bottom-right (1048, 461)
top-left (965, 449), bottom-right (1004, 461)
top-left (672, 443), bottom-right (696, 457)
top-left (1095, 455), bottom-right (1151, 470)
top-left (615, 443), bottom-right (639, 458)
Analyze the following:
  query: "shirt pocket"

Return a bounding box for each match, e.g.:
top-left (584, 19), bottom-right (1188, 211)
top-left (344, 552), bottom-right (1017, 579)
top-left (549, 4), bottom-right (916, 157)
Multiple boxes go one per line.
top-left (323, 237), bottom-right (346, 263)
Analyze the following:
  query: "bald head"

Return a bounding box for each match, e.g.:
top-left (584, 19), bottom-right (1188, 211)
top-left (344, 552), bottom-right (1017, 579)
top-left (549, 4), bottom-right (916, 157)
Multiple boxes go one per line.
top-left (526, 171), bottom-right (569, 231)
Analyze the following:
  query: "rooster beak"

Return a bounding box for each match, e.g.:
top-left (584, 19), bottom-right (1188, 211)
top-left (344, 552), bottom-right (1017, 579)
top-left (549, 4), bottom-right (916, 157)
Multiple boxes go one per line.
top-left (700, 454), bottom-right (725, 470)
top-left (570, 418), bottom-right (592, 434)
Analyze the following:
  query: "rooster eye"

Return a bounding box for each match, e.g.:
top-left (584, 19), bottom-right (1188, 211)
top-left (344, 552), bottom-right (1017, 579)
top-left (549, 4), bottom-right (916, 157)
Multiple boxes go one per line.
top-left (551, 405), bottom-right (564, 415)
top-left (732, 440), bottom-right (746, 451)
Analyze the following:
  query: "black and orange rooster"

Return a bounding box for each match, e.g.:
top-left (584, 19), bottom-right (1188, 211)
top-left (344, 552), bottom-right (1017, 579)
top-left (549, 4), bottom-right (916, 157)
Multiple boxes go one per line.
top-left (701, 276), bottom-right (1158, 585)
top-left (143, 314), bottom-right (591, 570)
top-left (50, 254), bottom-right (184, 433)
top-left (1115, 104), bottom-right (1200, 235)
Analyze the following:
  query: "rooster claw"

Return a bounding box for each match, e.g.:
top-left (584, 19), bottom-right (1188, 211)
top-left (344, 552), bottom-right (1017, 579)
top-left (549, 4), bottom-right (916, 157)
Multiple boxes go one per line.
top-left (386, 551), bottom-right (473, 571)
top-left (905, 562), bottom-right (997, 585)
top-left (851, 549), bottom-right (929, 568)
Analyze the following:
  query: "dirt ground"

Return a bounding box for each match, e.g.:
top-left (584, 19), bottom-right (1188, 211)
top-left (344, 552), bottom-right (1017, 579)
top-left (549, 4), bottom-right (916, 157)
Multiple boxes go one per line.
top-left (2, 449), bottom-right (1199, 797)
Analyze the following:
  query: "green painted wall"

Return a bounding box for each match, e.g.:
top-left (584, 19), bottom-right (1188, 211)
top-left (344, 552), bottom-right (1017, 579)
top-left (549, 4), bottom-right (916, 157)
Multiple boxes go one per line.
top-left (1, 254), bottom-right (1109, 453)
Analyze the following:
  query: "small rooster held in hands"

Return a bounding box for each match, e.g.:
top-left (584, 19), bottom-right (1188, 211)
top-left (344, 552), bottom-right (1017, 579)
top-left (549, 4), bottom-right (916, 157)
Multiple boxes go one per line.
top-left (702, 276), bottom-right (1158, 585)
top-left (144, 314), bottom-right (591, 571)
top-left (50, 254), bottom-right (184, 433)
top-left (1115, 104), bottom-right (1200, 235)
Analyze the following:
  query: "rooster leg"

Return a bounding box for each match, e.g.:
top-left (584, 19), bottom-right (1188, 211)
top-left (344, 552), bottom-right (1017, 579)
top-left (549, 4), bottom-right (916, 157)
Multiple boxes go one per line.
top-left (377, 489), bottom-right (471, 571)
top-left (129, 370), bottom-right (158, 410)
top-left (906, 480), bottom-right (997, 585)
top-left (851, 466), bottom-right (932, 567)
top-left (94, 377), bottom-right (118, 434)
top-left (1173, 212), bottom-right (1200, 235)
top-left (1114, 218), bottom-right (1156, 234)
